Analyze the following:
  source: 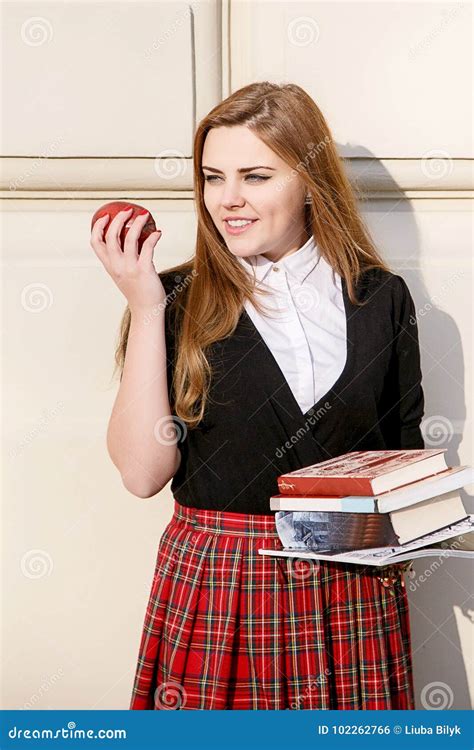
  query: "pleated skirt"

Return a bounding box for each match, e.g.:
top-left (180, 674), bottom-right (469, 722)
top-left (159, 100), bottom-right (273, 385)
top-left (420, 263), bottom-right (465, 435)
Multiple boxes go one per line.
top-left (129, 500), bottom-right (415, 710)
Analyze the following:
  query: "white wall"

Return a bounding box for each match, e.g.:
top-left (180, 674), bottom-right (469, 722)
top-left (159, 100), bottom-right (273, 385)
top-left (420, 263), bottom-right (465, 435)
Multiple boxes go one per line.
top-left (2, 0), bottom-right (472, 710)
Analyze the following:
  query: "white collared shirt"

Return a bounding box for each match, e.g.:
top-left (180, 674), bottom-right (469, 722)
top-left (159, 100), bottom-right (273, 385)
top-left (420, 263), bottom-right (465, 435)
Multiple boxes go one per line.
top-left (235, 234), bottom-right (347, 415)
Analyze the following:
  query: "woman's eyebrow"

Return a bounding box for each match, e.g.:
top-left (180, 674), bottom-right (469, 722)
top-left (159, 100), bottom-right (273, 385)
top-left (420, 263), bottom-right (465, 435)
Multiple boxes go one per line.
top-left (201, 165), bottom-right (276, 173)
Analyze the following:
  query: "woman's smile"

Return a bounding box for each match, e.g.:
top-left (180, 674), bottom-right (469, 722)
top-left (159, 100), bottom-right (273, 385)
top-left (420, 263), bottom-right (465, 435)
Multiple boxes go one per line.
top-left (224, 218), bottom-right (259, 235)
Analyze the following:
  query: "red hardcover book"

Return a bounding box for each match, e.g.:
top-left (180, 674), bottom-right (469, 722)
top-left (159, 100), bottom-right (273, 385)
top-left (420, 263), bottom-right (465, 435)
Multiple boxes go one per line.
top-left (277, 449), bottom-right (449, 497)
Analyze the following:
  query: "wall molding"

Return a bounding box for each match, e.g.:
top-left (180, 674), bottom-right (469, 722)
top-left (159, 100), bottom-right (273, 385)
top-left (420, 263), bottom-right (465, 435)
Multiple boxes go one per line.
top-left (1, 157), bottom-right (472, 199)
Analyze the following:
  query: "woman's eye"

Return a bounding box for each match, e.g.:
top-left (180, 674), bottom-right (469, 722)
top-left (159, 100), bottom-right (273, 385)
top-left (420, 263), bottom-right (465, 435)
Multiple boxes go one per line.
top-left (203, 175), bottom-right (269, 183)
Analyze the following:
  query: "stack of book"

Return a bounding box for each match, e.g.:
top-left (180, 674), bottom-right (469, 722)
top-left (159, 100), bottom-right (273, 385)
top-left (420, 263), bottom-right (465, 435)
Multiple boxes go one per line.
top-left (258, 449), bottom-right (474, 568)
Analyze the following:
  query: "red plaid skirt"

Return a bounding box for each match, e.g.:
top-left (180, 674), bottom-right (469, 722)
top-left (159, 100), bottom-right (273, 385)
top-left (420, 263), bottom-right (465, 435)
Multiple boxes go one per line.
top-left (129, 500), bottom-right (415, 710)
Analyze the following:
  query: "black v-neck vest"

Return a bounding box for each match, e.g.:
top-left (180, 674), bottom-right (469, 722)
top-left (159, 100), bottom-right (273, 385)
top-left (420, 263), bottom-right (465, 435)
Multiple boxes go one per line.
top-left (159, 266), bottom-right (425, 514)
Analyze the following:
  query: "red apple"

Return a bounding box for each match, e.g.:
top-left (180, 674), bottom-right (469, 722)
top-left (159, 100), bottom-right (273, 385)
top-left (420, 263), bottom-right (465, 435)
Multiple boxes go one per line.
top-left (91, 201), bottom-right (158, 254)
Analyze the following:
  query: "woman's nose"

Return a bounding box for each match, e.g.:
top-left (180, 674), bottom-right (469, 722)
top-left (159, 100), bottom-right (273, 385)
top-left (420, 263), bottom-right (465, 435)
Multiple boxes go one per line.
top-left (221, 192), bottom-right (245, 207)
top-left (220, 183), bottom-right (246, 206)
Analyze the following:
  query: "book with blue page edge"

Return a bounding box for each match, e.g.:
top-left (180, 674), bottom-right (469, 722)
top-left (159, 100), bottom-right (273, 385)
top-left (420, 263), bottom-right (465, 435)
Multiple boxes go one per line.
top-left (260, 450), bottom-right (474, 566)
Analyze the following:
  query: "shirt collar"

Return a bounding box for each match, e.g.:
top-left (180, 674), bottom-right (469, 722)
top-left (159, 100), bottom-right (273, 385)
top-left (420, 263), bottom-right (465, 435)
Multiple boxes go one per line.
top-left (236, 234), bottom-right (320, 285)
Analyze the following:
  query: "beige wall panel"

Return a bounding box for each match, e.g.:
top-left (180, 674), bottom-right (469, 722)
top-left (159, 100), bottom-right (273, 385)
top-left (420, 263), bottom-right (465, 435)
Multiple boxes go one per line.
top-left (4, 0), bottom-right (223, 162)
top-left (231, 0), bottom-right (472, 157)
top-left (2, 199), bottom-right (192, 709)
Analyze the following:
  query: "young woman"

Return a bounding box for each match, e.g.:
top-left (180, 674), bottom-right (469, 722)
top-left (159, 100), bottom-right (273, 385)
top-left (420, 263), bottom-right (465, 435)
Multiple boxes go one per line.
top-left (93, 82), bottom-right (424, 710)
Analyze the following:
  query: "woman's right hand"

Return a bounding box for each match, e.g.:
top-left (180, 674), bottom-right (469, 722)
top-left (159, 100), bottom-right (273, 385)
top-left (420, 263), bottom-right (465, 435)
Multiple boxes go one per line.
top-left (90, 207), bottom-right (167, 313)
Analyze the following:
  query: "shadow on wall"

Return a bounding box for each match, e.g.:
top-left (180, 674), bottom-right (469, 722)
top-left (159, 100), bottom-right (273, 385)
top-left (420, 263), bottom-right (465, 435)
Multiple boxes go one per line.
top-left (343, 143), bottom-right (470, 710)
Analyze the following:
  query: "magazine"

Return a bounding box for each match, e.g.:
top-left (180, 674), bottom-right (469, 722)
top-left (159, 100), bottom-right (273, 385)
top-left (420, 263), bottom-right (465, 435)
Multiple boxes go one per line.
top-left (258, 515), bottom-right (474, 567)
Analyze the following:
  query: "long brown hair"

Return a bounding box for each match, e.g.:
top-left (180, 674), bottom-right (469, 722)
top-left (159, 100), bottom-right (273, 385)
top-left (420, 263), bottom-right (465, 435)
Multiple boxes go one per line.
top-left (113, 81), bottom-right (391, 429)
